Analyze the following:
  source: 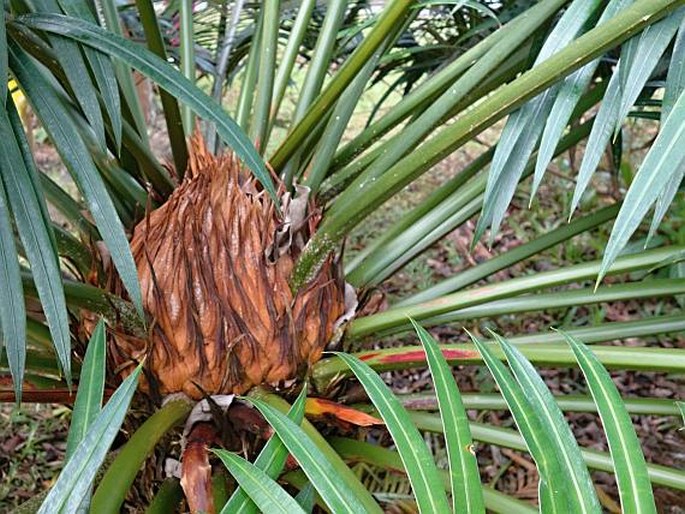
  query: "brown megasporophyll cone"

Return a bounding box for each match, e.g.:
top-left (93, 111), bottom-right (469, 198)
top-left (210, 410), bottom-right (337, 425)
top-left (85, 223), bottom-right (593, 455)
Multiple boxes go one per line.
top-left (105, 135), bottom-right (348, 399)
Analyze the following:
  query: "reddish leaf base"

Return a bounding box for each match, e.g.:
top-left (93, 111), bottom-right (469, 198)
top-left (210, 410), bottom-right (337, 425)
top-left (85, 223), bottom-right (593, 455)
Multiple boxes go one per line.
top-left (181, 422), bottom-right (219, 514)
top-left (305, 397), bottom-right (383, 427)
top-left (0, 387), bottom-right (115, 404)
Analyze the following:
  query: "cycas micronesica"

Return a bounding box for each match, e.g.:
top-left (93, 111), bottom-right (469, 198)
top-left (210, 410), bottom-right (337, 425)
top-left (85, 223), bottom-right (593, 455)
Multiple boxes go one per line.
top-left (98, 134), bottom-right (348, 399)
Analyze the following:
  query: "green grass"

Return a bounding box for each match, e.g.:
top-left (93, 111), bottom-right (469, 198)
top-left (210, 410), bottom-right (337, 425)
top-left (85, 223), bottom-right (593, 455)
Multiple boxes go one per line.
top-left (0, 404), bottom-right (69, 510)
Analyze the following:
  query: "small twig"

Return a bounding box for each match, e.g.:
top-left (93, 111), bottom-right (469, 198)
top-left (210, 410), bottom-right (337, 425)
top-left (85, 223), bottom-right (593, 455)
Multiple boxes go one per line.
top-left (501, 448), bottom-right (537, 472)
top-left (545, 166), bottom-right (577, 184)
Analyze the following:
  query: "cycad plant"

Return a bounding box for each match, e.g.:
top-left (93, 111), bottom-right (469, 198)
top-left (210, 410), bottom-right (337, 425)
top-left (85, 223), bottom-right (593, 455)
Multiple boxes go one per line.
top-left (1, 0), bottom-right (685, 511)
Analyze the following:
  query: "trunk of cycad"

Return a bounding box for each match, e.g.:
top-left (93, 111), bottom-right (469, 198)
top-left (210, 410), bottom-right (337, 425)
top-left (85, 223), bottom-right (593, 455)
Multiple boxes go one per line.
top-left (104, 134), bottom-right (347, 400)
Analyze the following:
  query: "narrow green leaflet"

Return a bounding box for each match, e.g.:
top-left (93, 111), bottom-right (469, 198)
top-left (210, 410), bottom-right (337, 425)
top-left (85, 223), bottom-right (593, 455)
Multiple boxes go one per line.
top-left (535, 0), bottom-right (634, 191)
top-left (249, 0), bottom-right (278, 152)
top-left (475, 95), bottom-right (554, 243)
top-left (408, 414), bottom-right (685, 491)
top-left (663, 16), bottom-right (685, 119)
top-left (292, 0), bottom-right (683, 289)
top-left (64, 319), bottom-right (106, 514)
top-left (270, 0), bottom-right (413, 172)
top-left (234, 8), bottom-right (262, 132)
top-left (0, 104), bottom-right (71, 382)
top-left (677, 402), bottom-right (685, 427)
top-left (6, 100), bottom-right (57, 256)
top-left (179, 0), bottom-right (194, 132)
top-left (215, 451), bottom-right (306, 514)
top-left (65, 319), bottom-right (106, 459)
top-left (349, 245), bottom-right (681, 337)
top-left (32, 0), bottom-right (105, 146)
top-left (222, 387), bottom-right (307, 514)
top-left (57, 0), bottom-right (122, 149)
top-left (468, 332), bottom-right (571, 513)
top-left (476, 0), bottom-right (603, 241)
top-left (599, 87), bottom-right (685, 284)
top-left (618, 23), bottom-right (640, 100)
top-left (348, 118), bottom-right (597, 289)
top-left (494, 333), bottom-right (601, 512)
top-left (97, 0), bottom-right (148, 145)
top-left (647, 158), bottom-right (685, 243)
top-left (535, 67), bottom-right (597, 192)
top-left (411, 320), bottom-right (484, 514)
top-left (248, 398), bottom-right (382, 514)
top-left (647, 16), bottom-right (685, 242)
top-left (294, 483), bottom-right (316, 513)
top-left (532, 0), bottom-right (602, 62)
top-left (89, 51), bottom-right (121, 147)
top-left (615, 7), bottom-right (685, 130)
top-left (399, 201), bottom-right (618, 306)
top-left (575, 8), bottom-right (684, 218)
top-left (134, 0), bottom-right (187, 174)
top-left (292, 0), bottom-right (346, 123)
top-left (329, 0), bottom-right (567, 235)
top-left (335, 352), bottom-right (451, 514)
top-left (37, 365), bottom-right (141, 514)
top-left (0, 171), bottom-right (25, 401)
top-left (281, 0), bottom-right (347, 184)
top-left (305, 42), bottom-right (386, 193)
top-left (329, 437), bottom-right (538, 513)
top-left (560, 331), bottom-right (657, 514)
top-left (571, 70), bottom-right (622, 216)
top-left (330, 1), bottom-right (508, 169)
top-left (267, 0), bottom-right (316, 144)
top-left (51, 41), bottom-right (105, 147)
top-left (5, 93), bottom-right (62, 398)
top-left (18, 13), bottom-right (277, 203)
top-left (9, 43), bottom-right (144, 314)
